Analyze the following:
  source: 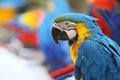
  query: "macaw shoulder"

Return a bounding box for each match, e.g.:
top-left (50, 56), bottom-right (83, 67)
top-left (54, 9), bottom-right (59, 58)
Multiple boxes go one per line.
top-left (76, 39), bottom-right (112, 67)
top-left (78, 39), bottom-right (105, 53)
top-left (75, 39), bottom-right (120, 80)
top-left (76, 38), bottom-right (120, 68)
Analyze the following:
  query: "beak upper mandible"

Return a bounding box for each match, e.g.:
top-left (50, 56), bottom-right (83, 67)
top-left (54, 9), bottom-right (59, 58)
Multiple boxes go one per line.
top-left (51, 27), bottom-right (61, 45)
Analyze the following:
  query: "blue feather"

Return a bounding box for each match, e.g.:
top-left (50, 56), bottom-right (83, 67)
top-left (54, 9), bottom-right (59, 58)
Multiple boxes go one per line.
top-left (75, 34), bottom-right (120, 80)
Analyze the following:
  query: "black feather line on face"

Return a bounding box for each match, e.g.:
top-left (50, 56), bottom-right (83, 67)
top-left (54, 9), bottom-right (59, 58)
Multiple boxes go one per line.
top-left (68, 34), bottom-right (78, 46)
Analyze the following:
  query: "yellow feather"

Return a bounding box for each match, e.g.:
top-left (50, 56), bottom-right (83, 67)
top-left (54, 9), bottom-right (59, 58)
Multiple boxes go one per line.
top-left (70, 23), bottom-right (91, 64)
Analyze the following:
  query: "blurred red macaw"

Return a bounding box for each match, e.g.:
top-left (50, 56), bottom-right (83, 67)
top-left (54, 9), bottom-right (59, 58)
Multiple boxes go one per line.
top-left (13, 10), bottom-right (45, 48)
top-left (88, 0), bottom-right (115, 37)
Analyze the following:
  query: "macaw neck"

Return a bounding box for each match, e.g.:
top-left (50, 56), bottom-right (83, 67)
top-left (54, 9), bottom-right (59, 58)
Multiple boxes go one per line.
top-left (69, 24), bottom-right (104, 64)
top-left (70, 23), bottom-right (91, 64)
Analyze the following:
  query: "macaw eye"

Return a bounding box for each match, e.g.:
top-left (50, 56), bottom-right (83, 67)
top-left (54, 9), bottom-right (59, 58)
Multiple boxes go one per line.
top-left (65, 22), bottom-right (69, 25)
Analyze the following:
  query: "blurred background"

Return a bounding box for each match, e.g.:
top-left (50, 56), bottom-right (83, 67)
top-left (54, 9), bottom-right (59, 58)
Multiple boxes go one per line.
top-left (0, 0), bottom-right (119, 80)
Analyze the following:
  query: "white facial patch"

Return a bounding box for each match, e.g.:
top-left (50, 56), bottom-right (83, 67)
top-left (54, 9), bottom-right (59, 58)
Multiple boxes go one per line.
top-left (64, 30), bottom-right (77, 40)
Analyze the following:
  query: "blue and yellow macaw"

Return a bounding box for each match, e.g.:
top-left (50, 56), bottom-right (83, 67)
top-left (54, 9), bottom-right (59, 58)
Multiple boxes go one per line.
top-left (51, 13), bottom-right (120, 80)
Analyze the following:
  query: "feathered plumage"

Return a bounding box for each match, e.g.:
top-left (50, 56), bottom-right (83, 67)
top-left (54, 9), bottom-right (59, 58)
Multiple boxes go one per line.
top-left (51, 13), bottom-right (120, 80)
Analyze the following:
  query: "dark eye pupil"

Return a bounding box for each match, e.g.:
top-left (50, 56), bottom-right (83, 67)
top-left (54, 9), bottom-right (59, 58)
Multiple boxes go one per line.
top-left (66, 22), bottom-right (69, 25)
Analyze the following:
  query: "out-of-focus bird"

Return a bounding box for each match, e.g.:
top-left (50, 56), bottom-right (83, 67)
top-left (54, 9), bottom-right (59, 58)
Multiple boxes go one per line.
top-left (11, 10), bottom-right (45, 48)
top-left (51, 13), bottom-right (120, 80)
top-left (15, 10), bottom-right (45, 31)
top-left (87, 0), bottom-right (115, 37)
top-left (38, 0), bottom-right (72, 72)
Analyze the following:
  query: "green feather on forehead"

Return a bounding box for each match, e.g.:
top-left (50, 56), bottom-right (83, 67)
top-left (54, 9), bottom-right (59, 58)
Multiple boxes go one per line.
top-left (55, 13), bottom-right (97, 23)
top-left (55, 15), bottom-right (79, 23)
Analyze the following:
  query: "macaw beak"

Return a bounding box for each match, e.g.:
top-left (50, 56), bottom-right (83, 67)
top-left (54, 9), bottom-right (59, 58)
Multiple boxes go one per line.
top-left (51, 27), bottom-right (69, 45)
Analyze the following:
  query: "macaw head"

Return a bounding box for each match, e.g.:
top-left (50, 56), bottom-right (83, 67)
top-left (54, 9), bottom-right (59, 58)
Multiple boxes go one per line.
top-left (51, 13), bottom-right (102, 45)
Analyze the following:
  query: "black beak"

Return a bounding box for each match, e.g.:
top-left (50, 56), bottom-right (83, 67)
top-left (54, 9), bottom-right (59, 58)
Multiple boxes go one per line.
top-left (51, 27), bottom-right (69, 45)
